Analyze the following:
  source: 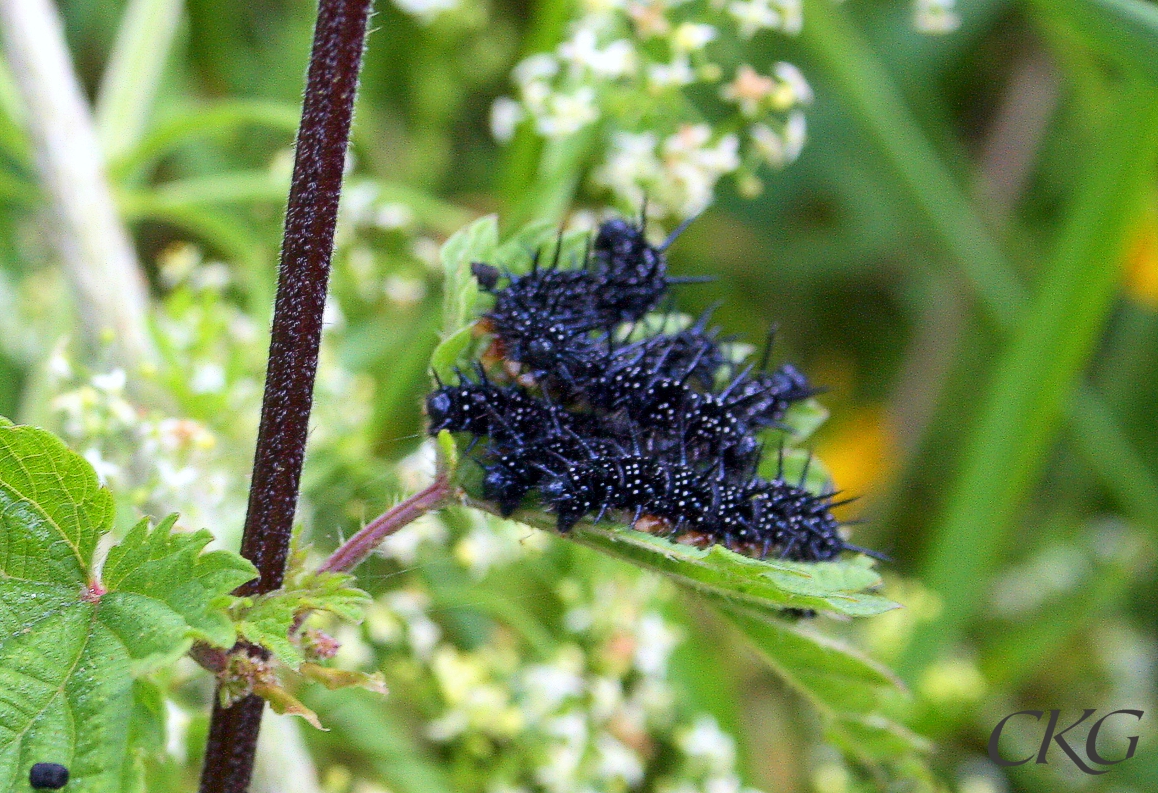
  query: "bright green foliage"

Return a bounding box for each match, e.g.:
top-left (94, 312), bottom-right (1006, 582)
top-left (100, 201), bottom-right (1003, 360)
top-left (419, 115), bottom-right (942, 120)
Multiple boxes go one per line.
top-left (1037, 0), bottom-right (1158, 85)
top-left (0, 420), bottom-right (255, 793)
top-left (440, 215), bottom-right (498, 335)
top-left (230, 544), bottom-right (371, 668)
top-left (102, 514), bottom-right (251, 651)
top-left (430, 216), bottom-right (499, 383)
top-left (521, 510), bottom-right (897, 618)
top-left (719, 604), bottom-right (933, 787)
top-left (225, 541), bottom-right (382, 730)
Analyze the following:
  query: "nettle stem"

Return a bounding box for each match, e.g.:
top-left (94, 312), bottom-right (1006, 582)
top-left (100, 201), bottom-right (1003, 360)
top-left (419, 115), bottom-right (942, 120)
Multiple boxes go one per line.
top-left (320, 476), bottom-right (452, 573)
top-left (199, 1), bottom-right (372, 791)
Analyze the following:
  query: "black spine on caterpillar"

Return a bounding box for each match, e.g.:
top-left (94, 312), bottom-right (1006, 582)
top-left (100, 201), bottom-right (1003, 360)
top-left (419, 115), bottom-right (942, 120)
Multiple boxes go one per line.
top-left (611, 312), bottom-right (726, 389)
top-left (482, 447), bottom-right (551, 518)
top-left (582, 359), bottom-right (761, 470)
top-left (540, 449), bottom-right (666, 533)
top-left (425, 368), bottom-right (576, 446)
top-left (746, 477), bottom-right (845, 562)
top-left (723, 363), bottom-right (817, 430)
top-left (481, 428), bottom-right (600, 517)
top-left (482, 268), bottom-right (609, 376)
top-left (590, 218), bottom-right (670, 322)
top-left (427, 211), bottom-right (870, 563)
top-left (536, 439), bottom-right (847, 562)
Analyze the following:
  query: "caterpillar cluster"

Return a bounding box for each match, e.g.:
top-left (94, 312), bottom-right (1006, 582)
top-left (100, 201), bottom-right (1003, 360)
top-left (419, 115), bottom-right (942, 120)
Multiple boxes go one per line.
top-left (427, 216), bottom-right (864, 563)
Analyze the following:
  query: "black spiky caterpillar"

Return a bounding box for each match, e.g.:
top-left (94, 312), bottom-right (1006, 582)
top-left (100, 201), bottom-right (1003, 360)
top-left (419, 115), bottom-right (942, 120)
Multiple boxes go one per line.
top-left (427, 214), bottom-right (866, 563)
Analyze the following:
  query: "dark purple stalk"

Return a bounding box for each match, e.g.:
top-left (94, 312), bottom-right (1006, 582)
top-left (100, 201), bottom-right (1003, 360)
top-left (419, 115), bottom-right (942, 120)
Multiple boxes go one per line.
top-left (198, 1), bottom-right (372, 791)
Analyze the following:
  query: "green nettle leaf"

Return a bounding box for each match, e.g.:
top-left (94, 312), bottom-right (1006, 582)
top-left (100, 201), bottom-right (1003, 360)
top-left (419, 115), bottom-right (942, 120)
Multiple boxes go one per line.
top-left (224, 547), bottom-right (381, 730)
top-left (493, 222), bottom-right (591, 275)
top-left (431, 217), bottom-right (594, 383)
top-left (0, 421), bottom-right (256, 793)
top-left (771, 398), bottom-right (830, 444)
top-left (429, 325), bottom-right (477, 384)
top-left (465, 498), bottom-right (898, 619)
top-left (718, 604), bottom-right (901, 713)
top-left (440, 214), bottom-right (498, 336)
top-left (718, 603), bottom-right (932, 779)
top-left (230, 544), bottom-right (371, 668)
top-left (430, 215), bottom-right (500, 384)
top-left (231, 571), bottom-right (370, 668)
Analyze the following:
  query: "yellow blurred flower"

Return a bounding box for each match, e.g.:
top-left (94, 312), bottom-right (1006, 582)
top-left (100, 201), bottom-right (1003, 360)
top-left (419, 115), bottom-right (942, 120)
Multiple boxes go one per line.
top-left (1125, 208), bottom-right (1158, 309)
top-left (816, 407), bottom-right (896, 515)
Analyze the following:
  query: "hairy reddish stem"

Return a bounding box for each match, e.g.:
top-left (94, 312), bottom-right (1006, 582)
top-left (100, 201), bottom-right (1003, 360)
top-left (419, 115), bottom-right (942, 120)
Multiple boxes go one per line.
top-left (198, 1), bottom-right (372, 791)
top-left (320, 476), bottom-right (452, 573)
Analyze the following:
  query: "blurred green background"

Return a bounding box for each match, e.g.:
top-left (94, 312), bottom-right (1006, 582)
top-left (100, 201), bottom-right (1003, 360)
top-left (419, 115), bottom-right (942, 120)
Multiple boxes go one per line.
top-left (0, 0), bottom-right (1156, 792)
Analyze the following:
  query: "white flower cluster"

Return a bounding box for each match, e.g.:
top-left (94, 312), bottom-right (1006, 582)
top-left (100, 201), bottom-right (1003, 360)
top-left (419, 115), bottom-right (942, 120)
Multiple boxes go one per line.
top-left (594, 127), bottom-right (742, 220)
top-left (348, 526), bottom-right (764, 793)
top-left (390, 0), bottom-right (463, 24)
top-left (492, 0), bottom-right (814, 217)
top-left (39, 241), bottom-right (385, 556)
top-left (47, 360), bottom-right (242, 545)
top-left (726, 0), bottom-right (801, 38)
top-left (913, 0), bottom-right (960, 34)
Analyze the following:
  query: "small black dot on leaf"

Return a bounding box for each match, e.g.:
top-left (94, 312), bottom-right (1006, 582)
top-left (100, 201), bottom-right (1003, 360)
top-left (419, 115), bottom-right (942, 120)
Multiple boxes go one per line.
top-left (30, 762), bottom-right (69, 790)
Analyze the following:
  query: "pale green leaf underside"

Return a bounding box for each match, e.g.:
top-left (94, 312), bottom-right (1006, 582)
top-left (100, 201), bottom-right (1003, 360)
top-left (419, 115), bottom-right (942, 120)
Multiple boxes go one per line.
top-left (0, 421), bottom-right (255, 793)
top-left (716, 603), bottom-right (929, 766)
top-left (472, 499), bottom-right (897, 618)
top-left (717, 603), bottom-right (900, 713)
top-left (440, 214), bottom-right (498, 336)
top-left (432, 217), bottom-right (598, 383)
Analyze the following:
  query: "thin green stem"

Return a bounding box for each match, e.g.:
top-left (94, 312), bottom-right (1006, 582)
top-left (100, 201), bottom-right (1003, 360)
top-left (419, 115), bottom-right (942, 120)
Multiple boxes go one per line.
top-left (95, 0), bottom-right (184, 161)
top-left (0, 0), bottom-right (157, 368)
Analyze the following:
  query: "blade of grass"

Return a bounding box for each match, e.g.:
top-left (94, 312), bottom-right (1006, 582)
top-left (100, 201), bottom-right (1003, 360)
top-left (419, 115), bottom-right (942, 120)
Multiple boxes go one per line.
top-left (95, 0), bottom-right (184, 162)
top-left (1038, 0), bottom-right (1158, 86)
top-left (900, 82), bottom-right (1158, 678)
top-left (803, 7), bottom-right (1142, 551)
top-left (498, 0), bottom-right (580, 222)
top-left (800, 0), bottom-right (1158, 678)
top-left (109, 99), bottom-right (303, 179)
top-left (0, 0), bottom-right (157, 368)
top-left (505, 127), bottom-right (597, 231)
top-left (1069, 384), bottom-right (1158, 530)
top-left (117, 191), bottom-right (273, 307)
top-left (800, 0), bottom-right (1022, 327)
top-left (122, 170), bottom-right (474, 235)
top-left (0, 55), bottom-right (31, 168)
top-left (126, 171), bottom-right (290, 207)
